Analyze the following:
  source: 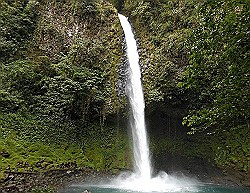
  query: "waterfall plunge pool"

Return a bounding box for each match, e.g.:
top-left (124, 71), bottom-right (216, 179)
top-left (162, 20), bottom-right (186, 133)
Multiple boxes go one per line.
top-left (60, 182), bottom-right (250, 193)
top-left (60, 186), bottom-right (249, 193)
top-left (59, 171), bottom-right (250, 193)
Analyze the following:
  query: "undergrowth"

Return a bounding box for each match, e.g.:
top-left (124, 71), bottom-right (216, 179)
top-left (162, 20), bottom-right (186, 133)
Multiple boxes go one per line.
top-left (0, 113), bottom-right (130, 181)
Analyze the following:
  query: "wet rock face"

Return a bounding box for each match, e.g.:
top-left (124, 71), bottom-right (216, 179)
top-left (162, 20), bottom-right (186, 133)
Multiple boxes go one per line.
top-left (153, 153), bottom-right (250, 187)
top-left (243, 172), bottom-right (250, 187)
top-left (154, 153), bottom-right (220, 181)
top-left (224, 168), bottom-right (250, 188)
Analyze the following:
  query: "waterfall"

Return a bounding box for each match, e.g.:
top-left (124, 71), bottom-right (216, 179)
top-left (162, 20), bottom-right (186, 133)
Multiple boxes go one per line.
top-left (118, 14), bottom-right (151, 180)
top-left (109, 14), bottom-right (198, 192)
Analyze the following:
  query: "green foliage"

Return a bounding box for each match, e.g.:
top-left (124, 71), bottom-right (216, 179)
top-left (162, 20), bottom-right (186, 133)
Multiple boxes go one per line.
top-left (0, 0), bottom-right (124, 130)
top-left (0, 0), bottom-right (127, 181)
top-left (0, 132), bottom-right (83, 173)
top-left (179, 0), bottom-right (250, 134)
top-left (152, 128), bottom-right (250, 172)
top-left (1, 60), bottom-right (41, 107)
top-left (32, 0), bottom-right (123, 116)
top-left (213, 125), bottom-right (250, 171)
top-left (151, 135), bottom-right (214, 160)
top-left (82, 125), bottom-right (130, 170)
top-left (0, 120), bottom-right (129, 175)
top-left (0, 0), bottom-right (38, 62)
top-left (0, 89), bottom-right (24, 113)
top-left (174, 0), bottom-right (250, 171)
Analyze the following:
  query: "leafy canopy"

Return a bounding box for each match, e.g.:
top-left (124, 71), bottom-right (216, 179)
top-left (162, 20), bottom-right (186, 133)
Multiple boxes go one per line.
top-left (179, 0), bottom-right (250, 134)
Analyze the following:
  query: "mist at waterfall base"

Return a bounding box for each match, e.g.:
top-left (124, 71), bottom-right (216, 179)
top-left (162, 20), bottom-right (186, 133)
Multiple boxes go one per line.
top-left (60, 14), bottom-right (250, 193)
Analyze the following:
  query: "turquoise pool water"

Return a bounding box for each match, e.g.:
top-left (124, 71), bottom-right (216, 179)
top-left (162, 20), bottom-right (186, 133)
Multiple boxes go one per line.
top-left (60, 184), bottom-right (250, 193)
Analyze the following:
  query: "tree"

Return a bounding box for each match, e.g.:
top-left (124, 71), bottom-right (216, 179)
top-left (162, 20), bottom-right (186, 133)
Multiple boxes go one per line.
top-left (179, 0), bottom-right (250, 134)
top-left (0, 0), bottom-right (37, 62)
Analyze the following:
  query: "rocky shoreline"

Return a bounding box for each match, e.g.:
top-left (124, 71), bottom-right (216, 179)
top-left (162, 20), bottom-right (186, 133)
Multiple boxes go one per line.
top-left (1, 159), bottom-right (249, 193)
top-left (0, 168), bottom-right (113, 193)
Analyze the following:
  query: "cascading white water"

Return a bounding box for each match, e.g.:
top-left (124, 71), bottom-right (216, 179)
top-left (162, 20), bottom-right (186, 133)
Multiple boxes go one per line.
top-left (64, 14), bottom-right (199, 193)
top-left (118, 13), bottom-right (151, 180)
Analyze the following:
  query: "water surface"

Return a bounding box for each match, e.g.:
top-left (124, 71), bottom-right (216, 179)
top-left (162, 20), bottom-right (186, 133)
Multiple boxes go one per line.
top-left (60, 184), bottom-right (250, 193)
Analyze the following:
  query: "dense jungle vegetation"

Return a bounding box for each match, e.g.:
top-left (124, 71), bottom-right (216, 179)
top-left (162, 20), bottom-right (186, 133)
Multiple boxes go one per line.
top-left (0, 0), bottom-right (130, 182)
top-left (0, 0), bottom-right (249, 188)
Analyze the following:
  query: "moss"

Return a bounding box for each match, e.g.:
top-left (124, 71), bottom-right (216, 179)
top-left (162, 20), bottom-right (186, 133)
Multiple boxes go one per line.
top-left (0, 123), bottom-right (130, 175)
top-left (151, 134), bottom-right (214, 161)
top-left (0, 171), bottom-right (6, 183)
